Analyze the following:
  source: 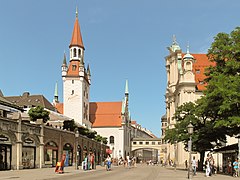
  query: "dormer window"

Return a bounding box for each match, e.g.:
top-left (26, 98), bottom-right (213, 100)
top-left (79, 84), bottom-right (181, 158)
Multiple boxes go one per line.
top-left (196, 69), bottom-right (200, 74)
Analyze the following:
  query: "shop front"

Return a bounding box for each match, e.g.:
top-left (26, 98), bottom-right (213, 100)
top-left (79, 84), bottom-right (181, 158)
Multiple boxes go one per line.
top-left (22, 138), bottom-right (36, 169)
top-left (0, 134), bottom-right (12, 171)
top-left (44, 141), bottom-right (58, 167)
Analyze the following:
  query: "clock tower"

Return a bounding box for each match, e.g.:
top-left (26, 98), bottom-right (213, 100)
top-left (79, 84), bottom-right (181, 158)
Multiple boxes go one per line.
top-left (62, 8), bottom-right (91, 128)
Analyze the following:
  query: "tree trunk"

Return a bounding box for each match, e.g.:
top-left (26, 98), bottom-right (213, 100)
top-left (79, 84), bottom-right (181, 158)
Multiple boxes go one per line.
top-left (198, 151), bottom-right (205, 171)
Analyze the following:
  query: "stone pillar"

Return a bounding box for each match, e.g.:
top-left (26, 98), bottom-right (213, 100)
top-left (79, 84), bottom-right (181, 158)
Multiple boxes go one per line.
top-left (16, 116), bottom-right (23, 170)
top-left (39, 121), bottom-right (44, 168)
top-left (36, 119), bottom-right (44, 168)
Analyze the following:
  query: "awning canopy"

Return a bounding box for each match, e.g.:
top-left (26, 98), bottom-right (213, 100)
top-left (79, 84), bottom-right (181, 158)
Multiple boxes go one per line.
top-left (213, 143), bottom-right (238, 153)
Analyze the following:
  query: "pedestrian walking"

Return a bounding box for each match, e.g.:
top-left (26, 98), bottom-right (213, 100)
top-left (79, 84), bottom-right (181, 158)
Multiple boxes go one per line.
top-left (185, 160), bottom-right (188, 170)
top-left (105, 155), bottom-right (112, 171)
top-left (205, 155), bottom-right (211, 177)
top-left (192, 156), bottom-right (197, 176)
top-left (233, 158), bottom-right (239, 177)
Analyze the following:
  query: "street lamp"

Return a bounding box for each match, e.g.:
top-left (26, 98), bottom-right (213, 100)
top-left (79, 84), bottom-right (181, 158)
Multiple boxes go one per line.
top-left (75, 130), bottom-right (79, 170)
top-left (174, 141), bottom-right (177, 171)
top-left (187, 122), bottom-right (194, 180)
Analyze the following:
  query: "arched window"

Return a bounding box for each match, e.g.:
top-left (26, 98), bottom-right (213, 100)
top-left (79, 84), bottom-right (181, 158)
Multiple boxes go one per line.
top-left (186, 62), bottom-right (191, 71)
top-left (109, 136), bottom-right (114, 144)
top-left (74, 48), bottom-right (77, 57)
top-left (78, 49), bottom-right (81, 58)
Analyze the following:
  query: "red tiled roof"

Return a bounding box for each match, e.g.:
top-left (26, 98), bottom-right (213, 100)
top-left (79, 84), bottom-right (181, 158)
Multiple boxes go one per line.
top-left (55, 103), bottom-right (63, 114)
top-left (69, 17), bottom-right (84, 49)
top-left (181, 54), bottom-right (215, 91)
top-left (89, 102), bottom-right (122, 127)
top-left (67, 61), bottom-right (80, 76)
top-left (192, 54), bottom-right (215, 91)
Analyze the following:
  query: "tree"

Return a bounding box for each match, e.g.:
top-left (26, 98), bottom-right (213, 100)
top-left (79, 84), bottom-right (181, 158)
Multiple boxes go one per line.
top-left (205, 27), bottom-right (240, 136)
top-left (28, 106), bottom-right (50, 123)
top-left (164, 101), bottom-right (226, 170)
top-left (63, 120), bottom-right (77, 131)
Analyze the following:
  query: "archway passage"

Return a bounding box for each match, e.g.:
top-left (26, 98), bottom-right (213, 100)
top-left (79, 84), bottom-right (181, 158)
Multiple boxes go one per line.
top-left (132, 148), bottom-right (163, 165)
top-left (63, 143), bottom-right (73, 166)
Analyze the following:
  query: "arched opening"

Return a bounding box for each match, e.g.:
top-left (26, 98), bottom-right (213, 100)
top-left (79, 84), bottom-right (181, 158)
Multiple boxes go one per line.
top-left (44, 141), bottom-right (58, 167)
top-left (109, 136), bottom-right (114, 144)
top-left (73, 48), bottom-right (77, 57)
top-left (63, 143), bottom-right (73, 166)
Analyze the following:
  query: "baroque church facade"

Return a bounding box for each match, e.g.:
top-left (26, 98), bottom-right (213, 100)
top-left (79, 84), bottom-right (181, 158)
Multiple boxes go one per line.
top-left (162, 37), bottom-right (215, 166)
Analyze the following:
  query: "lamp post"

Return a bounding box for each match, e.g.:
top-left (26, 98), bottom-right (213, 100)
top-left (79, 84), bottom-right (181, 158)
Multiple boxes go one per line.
top-left (174, 140), bottom-right (177, 171)
top-left (75, 130), bottom-right (79, 170)
top-left (187, 122), bottom-right (194, 179)
top-left (100, 141), bottom-right (103, 166)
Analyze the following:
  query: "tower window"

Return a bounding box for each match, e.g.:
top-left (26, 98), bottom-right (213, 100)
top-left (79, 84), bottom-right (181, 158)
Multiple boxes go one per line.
top-left (72, 80), bottom-right (74, 84)
top-left (71, 90), bottom-right (74, 95)
top-left (78, 49), bottom-right (81, 58)
top-left (74, 48), bottom-right (77, 57)
top-left (72, 65), bottom-right (77, 71)
top-left (109, 136), bottom-right (114, 144)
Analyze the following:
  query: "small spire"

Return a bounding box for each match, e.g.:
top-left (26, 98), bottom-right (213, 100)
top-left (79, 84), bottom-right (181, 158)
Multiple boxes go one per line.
top-left (87, 64), bottom-right (91, 76)
top-left (183, 42), bottom-right (194, 59)
top-left (172, 35), bottom-right (178, 45)
top-left (125, 80), bottom-right (129, 95)
top-left (54, 82), bottom-right (58, 97)
top-left (62, 51), bottom-right (67, 65)
top-left (186, 42), bottom-right (190, 54)
top-left (76, 6), bottom-right (78, 18)
top-left (54, 82), bottom-right (59, 103)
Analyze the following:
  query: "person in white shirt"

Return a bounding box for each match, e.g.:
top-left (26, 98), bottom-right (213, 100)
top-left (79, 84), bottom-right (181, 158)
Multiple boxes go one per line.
top-left (192, 156), bottom-right (197, 176)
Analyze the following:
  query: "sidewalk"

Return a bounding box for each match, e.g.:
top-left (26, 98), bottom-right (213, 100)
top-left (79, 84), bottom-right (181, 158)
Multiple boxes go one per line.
top-left (0, 165), bottom-right (107, 180)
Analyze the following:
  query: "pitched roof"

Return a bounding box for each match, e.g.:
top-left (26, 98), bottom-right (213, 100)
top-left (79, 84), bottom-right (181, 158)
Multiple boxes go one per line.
top-left (89, 102), bottom-right (122, 127)
top-left (0, 96), bottom-right (23, 111)
top-left (192, 54), bottom-right (215, 91)
top-left (69, 16), bottom-right (84, 49)
top-left (55, 102), bottom-right (63, 114)
top-left (5, 92), bottom-right (56, 111)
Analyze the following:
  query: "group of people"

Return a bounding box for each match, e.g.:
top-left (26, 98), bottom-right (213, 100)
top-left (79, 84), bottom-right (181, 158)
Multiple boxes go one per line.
top-left (186, 153), bottom-right (239, 178)
top-left (105, 155), bottom-right (137, 171)
top-left (82, 153), bottom-right (95, 170)
top-left (205, 153), bottom-right (216, 177)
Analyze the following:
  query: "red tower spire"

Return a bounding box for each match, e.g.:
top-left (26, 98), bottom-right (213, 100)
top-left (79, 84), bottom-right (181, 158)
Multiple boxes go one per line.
top-left (69, 7), bottom-right (84, 49)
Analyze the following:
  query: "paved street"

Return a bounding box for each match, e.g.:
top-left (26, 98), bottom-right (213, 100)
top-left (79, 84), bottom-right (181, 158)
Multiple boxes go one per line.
top-left (0, 164), bottom-right (237, 180)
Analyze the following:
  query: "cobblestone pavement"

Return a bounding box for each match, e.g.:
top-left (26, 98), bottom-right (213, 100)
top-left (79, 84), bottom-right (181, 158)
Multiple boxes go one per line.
top-left (0, 164), bottom-right (237, 180)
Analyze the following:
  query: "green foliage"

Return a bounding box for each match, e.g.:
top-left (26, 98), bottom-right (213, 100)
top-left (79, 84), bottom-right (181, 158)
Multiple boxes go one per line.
top-left (28, 106), bottom-right (50, 123)
top-left (63, 120), bottom-right (77, 131)
top-left (94, 135), bottom-right (103, 142)
top-left (94, 134), bottom-right (108, 144)
top-left (102, 137), bottom-right (108, 144)
top-left (205, 26), bottom-right (240, 135)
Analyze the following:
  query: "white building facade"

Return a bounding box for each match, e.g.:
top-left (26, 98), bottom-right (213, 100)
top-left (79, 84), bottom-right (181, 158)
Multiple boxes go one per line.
top-left (163, 37), bottom-right (214, 166)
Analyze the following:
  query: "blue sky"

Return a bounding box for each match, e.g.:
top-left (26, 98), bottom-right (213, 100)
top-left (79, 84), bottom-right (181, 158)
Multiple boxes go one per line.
top-left (1, 0), bottom-right (240, 137)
